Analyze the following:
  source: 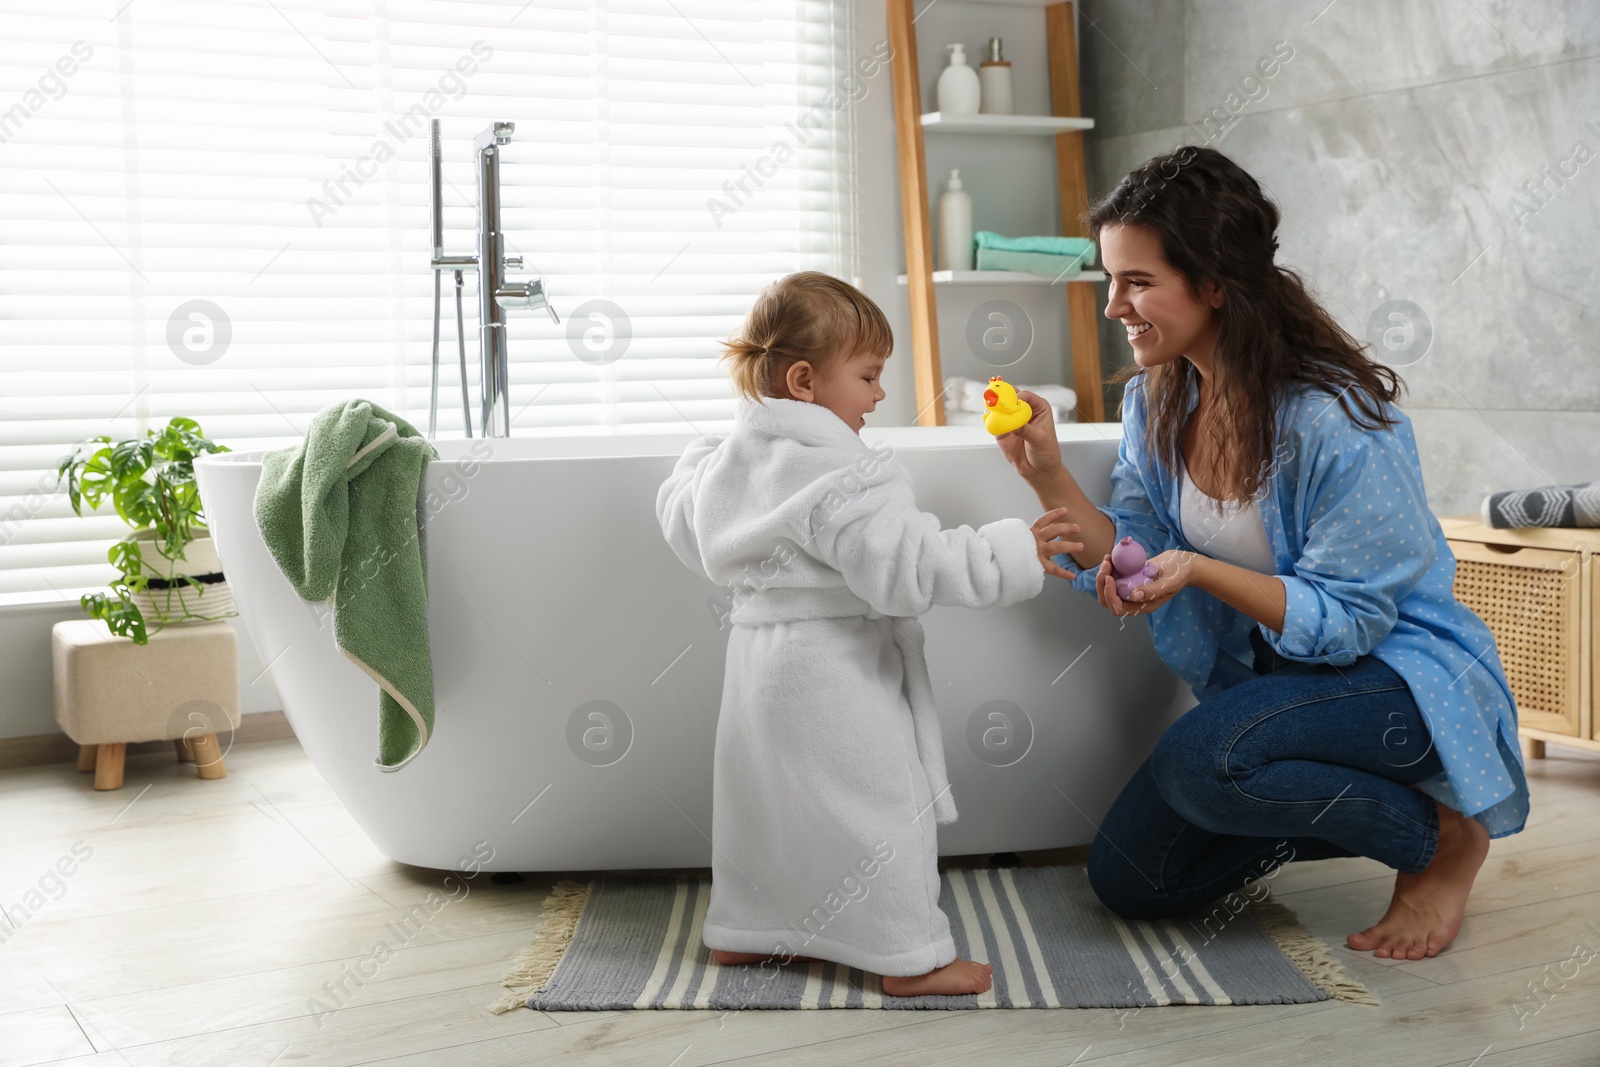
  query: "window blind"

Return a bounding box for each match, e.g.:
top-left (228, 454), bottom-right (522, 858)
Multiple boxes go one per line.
top-left (0, 0), bottom-right (862, 601)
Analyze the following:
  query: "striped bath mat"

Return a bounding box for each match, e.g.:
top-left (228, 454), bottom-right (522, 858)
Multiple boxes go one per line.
top-left (490, 867), bottom-right (1374, 1012)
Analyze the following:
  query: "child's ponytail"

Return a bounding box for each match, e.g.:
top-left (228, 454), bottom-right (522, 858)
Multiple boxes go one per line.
top-left (718, 334), bottom-right (788, 403)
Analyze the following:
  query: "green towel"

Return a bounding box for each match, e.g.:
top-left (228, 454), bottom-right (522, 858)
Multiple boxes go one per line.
top-left (253, 400), bottom-right (440, 771)
top-left (976, 247), bottom-right (1093, 279)
top-left (975, 231), bottom-right (1097, 265)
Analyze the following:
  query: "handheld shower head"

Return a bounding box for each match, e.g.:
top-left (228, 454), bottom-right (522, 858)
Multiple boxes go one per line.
top-left (429, 119), bottom-right (443, 260)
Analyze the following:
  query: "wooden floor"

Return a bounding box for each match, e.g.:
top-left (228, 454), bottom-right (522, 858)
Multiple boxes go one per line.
top-left (2, 738), bottom-right (1597, 1067)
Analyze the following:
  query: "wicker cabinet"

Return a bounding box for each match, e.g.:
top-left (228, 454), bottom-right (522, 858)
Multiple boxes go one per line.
top-left (1440, 516), bottom-right (1600, 757)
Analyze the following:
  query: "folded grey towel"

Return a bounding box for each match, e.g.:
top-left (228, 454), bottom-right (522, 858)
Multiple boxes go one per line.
top-left (1481, 481), bottom-right (1600, 528)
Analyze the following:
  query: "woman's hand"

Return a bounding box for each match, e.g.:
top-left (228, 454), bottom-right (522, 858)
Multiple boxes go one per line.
top-left (994, 390), bottom-right (1065, 483)
top-left (1095, 549), bottom-right (1204, 616)
top-left (1032, 507), bottom-right (1083, 581)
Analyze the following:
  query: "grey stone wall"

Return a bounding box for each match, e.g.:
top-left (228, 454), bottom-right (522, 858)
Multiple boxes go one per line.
top-left (1078, 0), bottom-right (1600, 519)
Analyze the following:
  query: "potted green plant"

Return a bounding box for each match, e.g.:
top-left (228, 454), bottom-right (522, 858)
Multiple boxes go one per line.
top-left (57, 417), bottom-right (236, 644)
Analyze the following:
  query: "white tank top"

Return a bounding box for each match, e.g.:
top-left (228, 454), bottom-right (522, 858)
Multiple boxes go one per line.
top-left (1178, 455), bottom-right (1276, 574)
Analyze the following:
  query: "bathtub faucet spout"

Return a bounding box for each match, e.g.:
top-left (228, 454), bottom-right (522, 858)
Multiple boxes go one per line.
top-left (428, 119), bottom-right (560, 439)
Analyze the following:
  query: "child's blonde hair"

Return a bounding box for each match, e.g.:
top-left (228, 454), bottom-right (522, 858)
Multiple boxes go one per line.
top-left (719, 271), bottom-right (893, 402)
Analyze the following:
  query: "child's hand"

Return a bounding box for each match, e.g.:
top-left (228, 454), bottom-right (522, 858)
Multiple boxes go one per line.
top-left (1032, 507), bottom-right (1082, 580)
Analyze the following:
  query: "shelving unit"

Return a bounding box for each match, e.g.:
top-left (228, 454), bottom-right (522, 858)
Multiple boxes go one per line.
top-left (888, 0), bottom-right (1105, 425)
top-left (920, 112), bottom-right (1094, 135)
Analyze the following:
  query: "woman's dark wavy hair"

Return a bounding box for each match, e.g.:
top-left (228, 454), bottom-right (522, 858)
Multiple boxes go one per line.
top-left (1088, 145), bottom-right (1404, 505)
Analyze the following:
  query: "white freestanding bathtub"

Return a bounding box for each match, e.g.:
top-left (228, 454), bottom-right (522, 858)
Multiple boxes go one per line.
top-left (195, 423), bottom-right (1195, 873)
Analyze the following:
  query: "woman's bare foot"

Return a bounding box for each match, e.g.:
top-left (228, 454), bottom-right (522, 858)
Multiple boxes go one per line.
top-left (709, 949), bottom-right (822, 966)
top-left (882, 958), bottom-right (994, 996)
top-left (1346, 801), bottom-right (1490, 960)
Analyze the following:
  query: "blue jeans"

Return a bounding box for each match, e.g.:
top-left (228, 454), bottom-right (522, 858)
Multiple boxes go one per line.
top-left (1087, 628), bottom-right (1445, 920)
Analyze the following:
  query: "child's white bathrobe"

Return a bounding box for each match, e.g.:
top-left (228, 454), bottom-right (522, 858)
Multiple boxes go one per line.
top-left (656, 397), bottom-right (1044, 976)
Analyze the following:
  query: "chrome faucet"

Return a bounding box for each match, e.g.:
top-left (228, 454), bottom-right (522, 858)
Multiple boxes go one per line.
top-left (429, 119), bottom-right (559, 438)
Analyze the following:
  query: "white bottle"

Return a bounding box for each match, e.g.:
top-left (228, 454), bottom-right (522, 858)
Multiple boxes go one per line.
top-left (938, 169), bottom-right (973, 272)
top-left (936, 44), bottom-right (980, 116)
top-left (979, 37), bottom-right (1013, 115)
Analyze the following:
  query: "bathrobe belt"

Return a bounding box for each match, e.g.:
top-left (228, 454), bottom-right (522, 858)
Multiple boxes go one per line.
top-left (728, 586), bottom-right (960, 826)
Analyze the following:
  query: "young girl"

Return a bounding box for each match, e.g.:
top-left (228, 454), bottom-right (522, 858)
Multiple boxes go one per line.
top-left (997, 145), bottom-right (1527, 961)
top-left (656, 271), bottom-right (1069, 996)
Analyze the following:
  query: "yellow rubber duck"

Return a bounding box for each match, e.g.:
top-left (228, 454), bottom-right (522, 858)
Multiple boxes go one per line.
top-left (982, 376), bottom-right (1032, 436)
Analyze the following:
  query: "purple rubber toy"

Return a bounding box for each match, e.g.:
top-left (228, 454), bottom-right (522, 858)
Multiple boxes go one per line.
top-left (1111, 536), bottom-right (1159, 601)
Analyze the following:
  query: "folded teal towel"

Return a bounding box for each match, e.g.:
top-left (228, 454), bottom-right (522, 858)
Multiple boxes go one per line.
top-left (254, 400), bottom-right (440, 771)
top-left (976, 247), bottom-right (1092, 279)
top-left (975, 231), bottom-right (1097, 264)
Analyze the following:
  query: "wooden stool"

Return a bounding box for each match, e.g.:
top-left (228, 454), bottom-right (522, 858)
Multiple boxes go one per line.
top-left (52, 619), bottom-right (241, 790)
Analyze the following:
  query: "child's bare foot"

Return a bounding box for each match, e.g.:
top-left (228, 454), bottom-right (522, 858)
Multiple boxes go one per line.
top-left (1346, 801), bottom-right (1490, 960)
top-left (882, 958), bottom-right (993, 996)
top-left (710, 949), bottom-right (822, 966)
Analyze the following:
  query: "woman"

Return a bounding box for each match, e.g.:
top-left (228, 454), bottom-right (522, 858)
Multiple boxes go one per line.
top-left (1004, 146), bottom-right (1528, 960)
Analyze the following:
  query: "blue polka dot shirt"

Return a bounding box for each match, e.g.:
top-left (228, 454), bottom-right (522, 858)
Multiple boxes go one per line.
top-left (1057, 372), bottom-right (1530, 838)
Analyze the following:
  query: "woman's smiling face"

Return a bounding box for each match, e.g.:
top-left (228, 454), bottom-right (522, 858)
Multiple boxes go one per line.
top-left (1100, 222), bottom-right (1224, 372)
